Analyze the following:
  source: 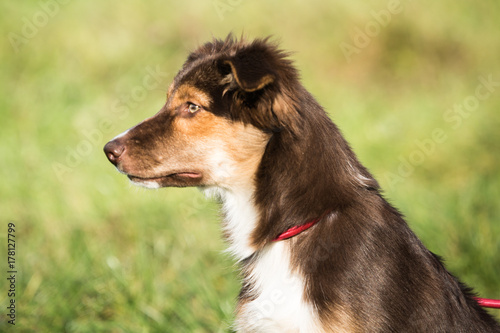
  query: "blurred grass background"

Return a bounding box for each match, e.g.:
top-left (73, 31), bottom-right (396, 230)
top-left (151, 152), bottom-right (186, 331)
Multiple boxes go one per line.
top-left (1, 0), bottom-right (499, 331)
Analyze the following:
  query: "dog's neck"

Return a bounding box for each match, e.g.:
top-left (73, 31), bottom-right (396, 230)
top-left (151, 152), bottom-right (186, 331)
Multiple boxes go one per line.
top-left (202, 186), bottom-right (260, 261)
top-left (250, 97), bottom-right (378, 248)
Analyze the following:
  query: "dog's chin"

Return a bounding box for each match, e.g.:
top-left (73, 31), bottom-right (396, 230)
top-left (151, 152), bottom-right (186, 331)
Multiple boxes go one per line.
top-left (127, 172), bottom-right (203, 188)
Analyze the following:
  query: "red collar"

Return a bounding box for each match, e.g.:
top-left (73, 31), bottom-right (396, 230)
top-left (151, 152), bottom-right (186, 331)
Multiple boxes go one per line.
top-left (475, 297), bottom-right (500, 309)
top-left (272, 211), bottom-right (330, 241)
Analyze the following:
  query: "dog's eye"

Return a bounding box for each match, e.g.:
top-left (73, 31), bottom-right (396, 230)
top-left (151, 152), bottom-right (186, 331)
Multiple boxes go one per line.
top-left (187, 103), bottom-right (201, 114)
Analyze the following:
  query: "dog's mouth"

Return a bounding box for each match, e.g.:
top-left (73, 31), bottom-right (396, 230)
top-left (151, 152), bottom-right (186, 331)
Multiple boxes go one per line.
top-left (127, 172), bottom-right (202, 186)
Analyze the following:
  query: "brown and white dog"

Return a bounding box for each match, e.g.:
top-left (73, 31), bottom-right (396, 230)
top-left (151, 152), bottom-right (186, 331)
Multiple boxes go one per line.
top-left (104, 36), bottom-right (500, 332)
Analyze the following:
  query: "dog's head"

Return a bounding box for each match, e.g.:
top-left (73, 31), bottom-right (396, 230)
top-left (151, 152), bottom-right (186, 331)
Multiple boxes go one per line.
top-left (104, 36), bottom-right (299, 190)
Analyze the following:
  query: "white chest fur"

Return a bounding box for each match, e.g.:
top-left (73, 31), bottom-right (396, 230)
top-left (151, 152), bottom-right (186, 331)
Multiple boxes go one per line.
top-left (235, 242), bottom-right (320, 332)
top-left (203, 186), bottom-right (258, 260)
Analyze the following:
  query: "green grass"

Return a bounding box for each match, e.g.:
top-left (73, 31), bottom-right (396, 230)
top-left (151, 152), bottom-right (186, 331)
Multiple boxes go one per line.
top-left (1, 0), bottom-right (499, 331)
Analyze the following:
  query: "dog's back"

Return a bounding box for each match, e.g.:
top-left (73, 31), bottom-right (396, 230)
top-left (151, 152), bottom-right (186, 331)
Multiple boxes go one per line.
top-left (104, 36), bottom-right (500, 332)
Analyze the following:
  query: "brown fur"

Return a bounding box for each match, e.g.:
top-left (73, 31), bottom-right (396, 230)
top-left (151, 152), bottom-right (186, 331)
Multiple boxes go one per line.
top-left (104, 35), bottom-right (500, 332)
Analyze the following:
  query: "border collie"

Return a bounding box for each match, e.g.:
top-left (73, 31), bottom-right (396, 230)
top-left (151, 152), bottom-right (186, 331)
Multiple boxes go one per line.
top-left (104, 36), bottom-right (500, 332)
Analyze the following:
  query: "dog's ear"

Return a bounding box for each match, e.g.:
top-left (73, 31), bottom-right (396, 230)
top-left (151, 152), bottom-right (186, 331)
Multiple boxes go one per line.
top-left (223, 59), bottom-right (274, 92)
top-left (218, 39), bottom-right (301, 133)
top-left (221, 47), bottom-right (276, 92)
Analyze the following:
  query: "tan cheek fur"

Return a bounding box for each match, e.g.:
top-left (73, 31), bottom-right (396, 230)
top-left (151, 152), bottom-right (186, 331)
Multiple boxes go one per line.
top-left (221, 121), bottom-right (271, 188)
top-left (173, 111), bottom-right (270, 189)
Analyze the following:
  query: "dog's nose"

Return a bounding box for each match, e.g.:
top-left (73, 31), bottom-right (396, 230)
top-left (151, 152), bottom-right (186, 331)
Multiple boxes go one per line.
top-left (103, 140), bottom-right (125, 165)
